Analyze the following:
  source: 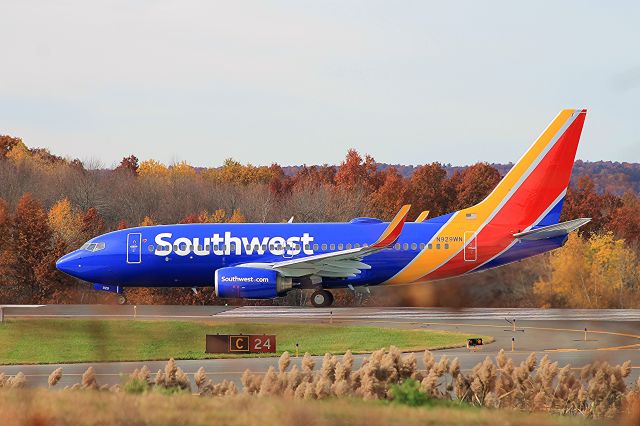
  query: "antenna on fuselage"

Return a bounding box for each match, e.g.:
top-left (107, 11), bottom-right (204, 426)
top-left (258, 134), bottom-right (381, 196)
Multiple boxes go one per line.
top-left (287, 216), bottom-right (294, 223)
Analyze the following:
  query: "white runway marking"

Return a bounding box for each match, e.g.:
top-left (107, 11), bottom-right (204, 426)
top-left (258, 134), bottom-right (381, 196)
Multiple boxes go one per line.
top-left (216, 307), bottom-right (640, 321)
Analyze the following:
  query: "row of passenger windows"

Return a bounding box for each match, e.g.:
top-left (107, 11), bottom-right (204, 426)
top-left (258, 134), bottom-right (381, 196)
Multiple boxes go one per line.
top-left (152, 242), bottom-right (451, 252)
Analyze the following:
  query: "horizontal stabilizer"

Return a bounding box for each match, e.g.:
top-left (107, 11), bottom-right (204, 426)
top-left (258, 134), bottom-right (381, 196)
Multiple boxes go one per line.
top-left (513, 218), bottom-right (591, 241)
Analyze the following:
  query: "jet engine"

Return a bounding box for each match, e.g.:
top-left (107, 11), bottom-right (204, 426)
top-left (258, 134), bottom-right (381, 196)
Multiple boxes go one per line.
top-left (214, 267), bottom-right (293, 299)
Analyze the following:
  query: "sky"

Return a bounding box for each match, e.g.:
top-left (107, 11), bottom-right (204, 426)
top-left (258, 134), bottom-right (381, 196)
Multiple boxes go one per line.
top-left (0, 1), bottom-right (639, 168)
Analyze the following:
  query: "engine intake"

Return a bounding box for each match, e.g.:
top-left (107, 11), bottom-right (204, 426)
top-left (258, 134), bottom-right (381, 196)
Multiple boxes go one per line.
top-left (214, 267), bottom-right (293, 299)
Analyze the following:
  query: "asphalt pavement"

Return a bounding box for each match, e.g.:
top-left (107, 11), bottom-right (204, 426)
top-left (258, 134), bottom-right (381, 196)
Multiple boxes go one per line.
top-left (1, 305), bottom-right (639, 389)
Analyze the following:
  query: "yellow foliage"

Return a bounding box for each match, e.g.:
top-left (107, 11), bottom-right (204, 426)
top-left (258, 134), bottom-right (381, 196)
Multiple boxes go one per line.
top-left (534, 233), bottom-right (640, 308)
top-left (171, 161), bottom-right (196, 178)
top-left (138, 160), bottom-right (169, 179)
top-left (204, 158), bottom-right (274, 185)
top-left (211, 209), bottom-right (226, 223)
top-left (5, 140), bottom-right (30, 163)
top-left (140, 216), bottom-right (157, 226)
top-left (48, 198), bottom-right (82, 246)
top-left (227, 209), bottom-right (246, 223)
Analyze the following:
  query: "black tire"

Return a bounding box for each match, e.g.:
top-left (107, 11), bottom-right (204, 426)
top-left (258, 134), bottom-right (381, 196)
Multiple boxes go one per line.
top-left (117, 295), bottom-right (127, 305)
top-left (310, 289), bottom-right (333, 308)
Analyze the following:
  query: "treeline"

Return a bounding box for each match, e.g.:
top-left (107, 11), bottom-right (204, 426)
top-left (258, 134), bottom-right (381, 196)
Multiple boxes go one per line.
top-left (289, 160), bottom-right (640, 195)
top-left (0, 134), bottom-right (639, 307)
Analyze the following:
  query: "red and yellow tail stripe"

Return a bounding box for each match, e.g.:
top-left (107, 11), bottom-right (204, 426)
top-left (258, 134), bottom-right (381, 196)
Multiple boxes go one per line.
top-left (385, 109), bottom-right (586, 284)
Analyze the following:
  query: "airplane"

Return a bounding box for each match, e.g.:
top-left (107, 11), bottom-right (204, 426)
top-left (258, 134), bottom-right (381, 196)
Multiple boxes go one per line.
top-left (56, 109), bottom-right (590, 307)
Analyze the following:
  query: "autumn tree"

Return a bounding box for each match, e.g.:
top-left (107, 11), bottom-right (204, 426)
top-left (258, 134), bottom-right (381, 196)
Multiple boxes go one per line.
top-left (607, 191), bottom-right (640, 245)
top-left (79, 208), bottom-right (105, 242)
top-left (138, 159), bottom-right (169, 179)
top-left (334, 149), bottom-right (380, 193)
top-left (227, 209), bottom-right (246, 223)
top-left (0, 135), bottom-right (22, 159)
top-left (48, 198), bottom-right (83, 248)
top-left (11, 194), bottom-right (54, 302)
top-left (137, 216), bottom-right (156, 227)
top-left (452, 163), bottom-right (501, 209)
top-left (407, 162), bottom-right (454, 218)
top-left (534, 233), bottom-right (640, 308)
top-left (115, 155), bottom-right (139, 175)
top-left (0, 198), bottom-right (15, 297)
top-left (561, 176), bottom-right (621, 236)
top-left (366, 167), bottom-right (407, 220)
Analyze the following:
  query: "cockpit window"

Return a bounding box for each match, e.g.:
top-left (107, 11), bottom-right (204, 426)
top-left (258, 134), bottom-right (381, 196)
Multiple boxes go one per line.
top-left (82, 242), bottom-right (106, 252)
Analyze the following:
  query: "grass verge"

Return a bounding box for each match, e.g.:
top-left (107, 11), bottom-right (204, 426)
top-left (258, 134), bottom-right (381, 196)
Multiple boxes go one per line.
top-left (0, 319), bottom-right (490, 364)
top-left (0, 390), bottom-right (604, 426)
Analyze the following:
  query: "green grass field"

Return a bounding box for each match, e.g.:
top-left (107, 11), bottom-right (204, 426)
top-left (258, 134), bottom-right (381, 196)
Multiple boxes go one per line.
top-left (0, 319), bottom-right (489, 364)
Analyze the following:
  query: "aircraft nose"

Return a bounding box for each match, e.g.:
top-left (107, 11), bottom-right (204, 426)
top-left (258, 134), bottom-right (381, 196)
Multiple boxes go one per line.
top-left (55, 251), bottom-right (84, 278)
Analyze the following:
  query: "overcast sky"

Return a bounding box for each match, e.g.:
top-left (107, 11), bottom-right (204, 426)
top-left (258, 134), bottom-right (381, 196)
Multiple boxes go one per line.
top-left (0, 1), bottom-right (639, 168)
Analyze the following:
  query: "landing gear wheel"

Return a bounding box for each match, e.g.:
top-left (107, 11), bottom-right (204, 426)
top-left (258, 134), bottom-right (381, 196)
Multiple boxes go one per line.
top-left (310, 289), bottom-right (334, 308)
top-left (117, 295), bottom-right (127, 305)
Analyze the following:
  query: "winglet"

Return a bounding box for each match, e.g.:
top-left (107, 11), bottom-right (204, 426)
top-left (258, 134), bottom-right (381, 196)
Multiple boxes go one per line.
top-left (371, 204), bottom-right (411, 248)
top-left (415, 210), bottom-right (430, 222)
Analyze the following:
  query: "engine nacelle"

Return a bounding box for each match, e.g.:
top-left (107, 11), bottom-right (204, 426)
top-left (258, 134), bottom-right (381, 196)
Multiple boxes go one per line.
top-left (214, 267), bottom-right (293, 299)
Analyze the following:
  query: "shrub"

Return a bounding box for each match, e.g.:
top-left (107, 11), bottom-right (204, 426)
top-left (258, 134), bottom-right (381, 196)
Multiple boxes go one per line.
top-left (390, 379), bottom-right (429, 407)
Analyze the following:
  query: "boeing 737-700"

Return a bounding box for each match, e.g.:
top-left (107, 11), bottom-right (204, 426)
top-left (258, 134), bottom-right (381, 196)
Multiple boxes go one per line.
top-left (56, 109), bottom-right (590, 307)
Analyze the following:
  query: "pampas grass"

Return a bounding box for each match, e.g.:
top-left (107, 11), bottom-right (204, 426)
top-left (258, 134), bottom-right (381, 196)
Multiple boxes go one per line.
top-left (3, 348), bottom-right (639, 420)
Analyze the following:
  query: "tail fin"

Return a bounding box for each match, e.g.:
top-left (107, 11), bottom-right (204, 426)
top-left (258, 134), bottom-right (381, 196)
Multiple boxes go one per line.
top-left (470, 108), bottom-right (586, 228)
top-left (386, 109), bottom-right (587, 284)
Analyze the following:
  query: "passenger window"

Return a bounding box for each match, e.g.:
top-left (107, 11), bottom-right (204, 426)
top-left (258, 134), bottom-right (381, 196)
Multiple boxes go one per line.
top-left (444, 243), bottom-right (449, 249)
top-left (363, 243), bottom-right (368, 248)
top-left (148, 245), bottom-right (154, 252)
top-left (330, 244), bottom-right (335, 250)
top-left (313, 244), bottom-right (319, 250)
top-left (394, 243), bottom-right (400, 250)
top-left (354, 243), bottom-right (360, 248)
top-left (322, 244), bottom-right (327, 250)
top-left (420, 243), bottom-right (425, 250)
top-left (173, 244), bottom-right (179, 251)
top-left (411, 243), bottom-right (417, 250)
top-left (305, 244), bottom-right (310, 250)
top-left (436, 244), bottom-right (441, 250)
top-left (338, 244), bottom-right (343, 250)
top-left (346, 243), bottom-right (352, 249)
top-left (428, 244), bottom-right (432, 249)
top-left (214, 245), bottom-right (219, 251)
top-left (403, 243), bottom-right (408, 250)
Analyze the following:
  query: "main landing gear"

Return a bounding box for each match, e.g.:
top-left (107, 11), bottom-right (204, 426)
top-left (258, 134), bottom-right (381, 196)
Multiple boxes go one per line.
top-left (310, 289), bottom-right (334, 308)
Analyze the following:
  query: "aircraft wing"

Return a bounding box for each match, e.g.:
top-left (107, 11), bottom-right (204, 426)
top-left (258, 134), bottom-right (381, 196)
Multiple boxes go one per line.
top-left (241, 205), bottom-right (411, 279)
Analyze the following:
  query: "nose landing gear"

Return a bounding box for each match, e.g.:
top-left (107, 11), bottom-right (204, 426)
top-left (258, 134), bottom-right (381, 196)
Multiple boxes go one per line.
top-left (310, 289), bottom-right (334, 308)
top-left (117, 295), bottom-right (127, 305)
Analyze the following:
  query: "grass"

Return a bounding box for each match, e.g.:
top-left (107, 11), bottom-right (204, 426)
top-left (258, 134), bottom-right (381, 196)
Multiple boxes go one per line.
top-left (0, 390), bottom-right (607, 426)
top-left (0, 319), bottom-right (489, 364)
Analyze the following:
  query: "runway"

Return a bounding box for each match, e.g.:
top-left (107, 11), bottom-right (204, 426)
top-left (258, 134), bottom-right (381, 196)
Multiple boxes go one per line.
top-left (1, 305), bottom-right (640, 389)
